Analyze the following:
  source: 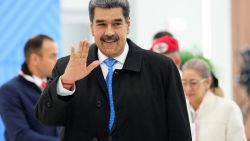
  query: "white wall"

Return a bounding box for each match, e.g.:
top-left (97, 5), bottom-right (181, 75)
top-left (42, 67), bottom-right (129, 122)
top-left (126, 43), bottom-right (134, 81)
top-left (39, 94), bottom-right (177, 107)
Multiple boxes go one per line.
top-left (134, 0), bottom-right (202, 49)
top-left (61, 0), bottom-right (90, 55)
top-left (61, 0), bottom-right (232, 98)
top-left (210, 0), bottom-right (232, 99)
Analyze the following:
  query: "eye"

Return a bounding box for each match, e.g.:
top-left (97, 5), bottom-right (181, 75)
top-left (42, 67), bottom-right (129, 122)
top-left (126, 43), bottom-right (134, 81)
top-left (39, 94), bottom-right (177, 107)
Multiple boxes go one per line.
top-left (113, 22), bottom-right (122, 26)
top-left (114, 23), bottom-right (121, 25)
top-left (190, 81), bottom-right (199, 86)
top-left (96, 23), bottom-right (106, 26)
top-left (181, 81), bottom-right (187, 85)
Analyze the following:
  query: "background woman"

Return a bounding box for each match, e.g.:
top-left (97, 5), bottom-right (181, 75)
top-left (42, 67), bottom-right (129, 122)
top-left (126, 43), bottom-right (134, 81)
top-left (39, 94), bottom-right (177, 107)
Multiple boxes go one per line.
top-left (182, 58), bottom-right (246, 141)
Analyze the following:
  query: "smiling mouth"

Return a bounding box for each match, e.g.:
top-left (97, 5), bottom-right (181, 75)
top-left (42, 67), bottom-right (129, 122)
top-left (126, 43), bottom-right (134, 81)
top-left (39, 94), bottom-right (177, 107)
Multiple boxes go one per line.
top-left (103, 40), bottom-right (116, 43)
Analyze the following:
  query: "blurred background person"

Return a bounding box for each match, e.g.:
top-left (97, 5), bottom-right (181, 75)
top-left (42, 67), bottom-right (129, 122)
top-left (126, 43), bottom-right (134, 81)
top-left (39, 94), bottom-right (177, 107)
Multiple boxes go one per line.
top-left (152, 30), bottom-right (224, 98)
top-left (238, 49), bottom-right (250, 98)
top-left (150, 31), bottom-right (182, 71)
top-left (182, 58), bottom-right (246, 141)
top-left (238, 48), bottom-right (250, 141)
top-left (152, 31), bottom-right (173, 42)
top-left (0, 35), bottom-right (60, 141)
top-left (152, 31), bottom-right (224, 95)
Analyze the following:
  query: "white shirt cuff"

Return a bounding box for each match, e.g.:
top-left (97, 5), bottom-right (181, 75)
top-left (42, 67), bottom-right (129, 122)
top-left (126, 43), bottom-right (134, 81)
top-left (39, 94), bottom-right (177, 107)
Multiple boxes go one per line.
top-left (56, 76), bottom-right (75, 96)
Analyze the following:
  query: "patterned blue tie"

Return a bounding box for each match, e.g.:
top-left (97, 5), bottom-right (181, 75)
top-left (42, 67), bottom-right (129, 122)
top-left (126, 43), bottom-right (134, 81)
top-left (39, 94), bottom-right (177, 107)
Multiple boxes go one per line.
top-left (104, 58), bottom-right (117, 131)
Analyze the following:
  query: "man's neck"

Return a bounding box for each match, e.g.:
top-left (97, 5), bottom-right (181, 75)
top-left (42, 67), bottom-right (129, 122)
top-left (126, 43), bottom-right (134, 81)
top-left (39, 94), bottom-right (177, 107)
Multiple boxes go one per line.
top-left (27, 65), bottom-right (43, 79)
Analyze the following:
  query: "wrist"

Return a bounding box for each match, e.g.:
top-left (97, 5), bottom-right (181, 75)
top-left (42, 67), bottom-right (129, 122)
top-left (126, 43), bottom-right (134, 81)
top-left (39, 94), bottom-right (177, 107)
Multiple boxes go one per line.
top-left (61, 76), bottom-right (74, 90)
top-left (61, 80), bottom-right (74, 86)
top-left (61, 75), bottom-right (74, 84)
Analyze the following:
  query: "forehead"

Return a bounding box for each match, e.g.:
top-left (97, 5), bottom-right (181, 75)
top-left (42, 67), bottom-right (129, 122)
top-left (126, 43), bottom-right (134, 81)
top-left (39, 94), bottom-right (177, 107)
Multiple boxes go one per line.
top-left (163, 53), bottom-right (176, 59)
top-left (182, 69), bottom-right (202, 79)
top-left (41, 40), bottom-right (57, 53)
top-left (93, 7), bottom-right (124, 22)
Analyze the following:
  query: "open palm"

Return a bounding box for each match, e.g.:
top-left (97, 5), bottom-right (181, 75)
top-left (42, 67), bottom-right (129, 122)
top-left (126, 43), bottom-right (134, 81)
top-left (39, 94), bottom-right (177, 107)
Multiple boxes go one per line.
top-left (61, 40), bottom-right (100, 84)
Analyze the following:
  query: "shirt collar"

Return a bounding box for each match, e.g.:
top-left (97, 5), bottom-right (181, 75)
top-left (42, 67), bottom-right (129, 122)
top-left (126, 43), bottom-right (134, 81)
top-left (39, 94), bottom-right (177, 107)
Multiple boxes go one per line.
top-left (87, 39), bottom-right (142, 72)
top-left (98, 42), bottom-right (129, 64)
top-left (21, 73), bottom-right (46, 89)
top-left (32, 75), bottom-right (46, 87)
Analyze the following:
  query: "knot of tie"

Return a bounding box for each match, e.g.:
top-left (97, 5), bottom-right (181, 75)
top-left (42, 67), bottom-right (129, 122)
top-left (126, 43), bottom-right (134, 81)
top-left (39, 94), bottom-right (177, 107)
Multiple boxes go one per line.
top-left (104, 58), bottom-right (117, 68)
top-left (41, 81), bottom-right (47, 90)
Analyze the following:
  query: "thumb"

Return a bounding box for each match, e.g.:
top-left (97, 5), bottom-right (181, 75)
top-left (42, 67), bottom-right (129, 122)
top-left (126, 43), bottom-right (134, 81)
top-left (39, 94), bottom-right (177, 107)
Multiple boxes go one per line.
top-left (87, 60), bottom-right (101, 74)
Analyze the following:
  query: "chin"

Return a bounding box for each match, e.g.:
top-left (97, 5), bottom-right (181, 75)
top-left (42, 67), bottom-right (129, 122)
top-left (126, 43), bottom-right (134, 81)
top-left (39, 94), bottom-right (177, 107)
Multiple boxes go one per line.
top-left (107, 53), bottom-right (118, 57)
top-left (186, 96), bottom-right (195, 101)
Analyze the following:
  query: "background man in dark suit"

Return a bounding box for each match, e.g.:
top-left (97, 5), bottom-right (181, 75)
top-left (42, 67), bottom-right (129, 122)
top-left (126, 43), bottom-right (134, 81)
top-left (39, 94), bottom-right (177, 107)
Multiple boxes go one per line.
top-left (0, 34), bottom-right (60, 141)
top-left (35, 0), bottom-right (192, 141)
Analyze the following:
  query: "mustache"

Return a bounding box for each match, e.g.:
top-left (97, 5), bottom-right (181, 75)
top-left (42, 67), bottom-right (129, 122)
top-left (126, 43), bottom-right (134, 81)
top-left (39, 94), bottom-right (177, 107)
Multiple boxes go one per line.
top-left (100, 35), bottom-right (119, 42)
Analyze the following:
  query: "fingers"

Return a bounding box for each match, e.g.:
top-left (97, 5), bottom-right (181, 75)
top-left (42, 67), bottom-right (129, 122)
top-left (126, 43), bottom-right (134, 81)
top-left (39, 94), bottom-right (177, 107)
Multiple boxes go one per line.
top-left (87, 60), bottom-right (101, 74)
top-left (70, 47), bottom-right (76, 60)
top-left (78, 40), bottom-right (90, 59)
top-left (77, 42), bottom-right (83, 58)
top-left (82, 40), bottom-right (90, 59)
top-left (70, 47), bottom-right (75, 56)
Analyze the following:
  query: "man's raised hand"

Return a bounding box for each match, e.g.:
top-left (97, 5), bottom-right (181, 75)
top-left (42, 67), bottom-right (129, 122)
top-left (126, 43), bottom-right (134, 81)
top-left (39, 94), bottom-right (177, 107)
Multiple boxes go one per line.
top-left (61, 40), bottom-right (100, 85)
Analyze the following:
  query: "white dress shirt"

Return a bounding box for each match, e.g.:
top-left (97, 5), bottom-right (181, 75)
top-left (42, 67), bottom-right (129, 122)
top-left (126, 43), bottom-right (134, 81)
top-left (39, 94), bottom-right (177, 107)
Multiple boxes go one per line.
top-left (57, 43), bottom-right (129, 96)
top-left (21, 73), bottom-right (46, 90)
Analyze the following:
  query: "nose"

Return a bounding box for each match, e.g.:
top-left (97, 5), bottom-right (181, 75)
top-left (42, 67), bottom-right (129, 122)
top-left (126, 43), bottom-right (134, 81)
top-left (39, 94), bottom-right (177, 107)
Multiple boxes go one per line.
top-left (105, 24), bottom-right (114, 36)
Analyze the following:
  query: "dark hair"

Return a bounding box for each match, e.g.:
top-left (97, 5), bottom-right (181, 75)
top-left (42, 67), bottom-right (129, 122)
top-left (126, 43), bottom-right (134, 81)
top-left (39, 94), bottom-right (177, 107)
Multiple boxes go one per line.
top-left (153, 31), bottom-right (173, 40)
top-left (88, 0), bottom-right (130, 22)
top-left (24, 34), bottom-right (54, 62)
top-left (211, 72), bottom-right (219, 88)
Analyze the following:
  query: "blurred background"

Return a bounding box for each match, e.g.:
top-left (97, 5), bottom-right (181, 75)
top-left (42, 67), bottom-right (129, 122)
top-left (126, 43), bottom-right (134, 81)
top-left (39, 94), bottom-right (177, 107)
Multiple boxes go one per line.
top-left (0, 0), bottom-right (250, 140)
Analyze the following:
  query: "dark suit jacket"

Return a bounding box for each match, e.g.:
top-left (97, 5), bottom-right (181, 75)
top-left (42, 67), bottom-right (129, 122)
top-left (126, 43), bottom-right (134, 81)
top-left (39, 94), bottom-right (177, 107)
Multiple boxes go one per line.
top-left (35, 39), bottom-right (191, 141)
top-left (0, 64), bottom-right (60, 141)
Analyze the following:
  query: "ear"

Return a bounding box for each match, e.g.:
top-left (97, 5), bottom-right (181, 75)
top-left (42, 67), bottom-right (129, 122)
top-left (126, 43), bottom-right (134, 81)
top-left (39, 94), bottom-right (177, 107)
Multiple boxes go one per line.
top-left (126, 17), bottom-right (131, 34)
top-left (206, 77), bottom-right (213, 88)
top-left (29, 54), bottom-right (39, 65)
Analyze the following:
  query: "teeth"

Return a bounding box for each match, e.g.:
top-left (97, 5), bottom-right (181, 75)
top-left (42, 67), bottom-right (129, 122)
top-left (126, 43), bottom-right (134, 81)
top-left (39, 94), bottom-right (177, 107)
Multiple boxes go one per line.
top-left (105, 41), bottom-right (115, 43)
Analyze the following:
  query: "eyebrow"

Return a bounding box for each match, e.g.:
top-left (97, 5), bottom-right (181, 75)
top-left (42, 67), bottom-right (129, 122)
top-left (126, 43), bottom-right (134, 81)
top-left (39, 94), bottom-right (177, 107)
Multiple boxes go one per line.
top-left (113, 19), bottom-right (123, 22)
top-left (182, 79), bottom-right (200, 81)
top-left (95, 20), bottom-right (105, 23)
top-left (95, 18), bottom-right (124, 23)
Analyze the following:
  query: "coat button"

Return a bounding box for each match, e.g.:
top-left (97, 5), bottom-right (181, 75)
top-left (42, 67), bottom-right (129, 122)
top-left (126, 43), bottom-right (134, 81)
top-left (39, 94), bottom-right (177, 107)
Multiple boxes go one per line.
top-left (96, 100), bottom-right (102, 108)
top-left (46, 101), bottom-right (52, 108)
top-left (92, 137), bottom-right (98, 141)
